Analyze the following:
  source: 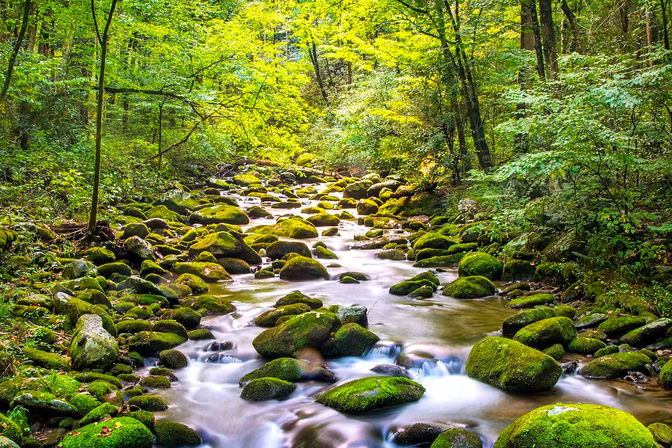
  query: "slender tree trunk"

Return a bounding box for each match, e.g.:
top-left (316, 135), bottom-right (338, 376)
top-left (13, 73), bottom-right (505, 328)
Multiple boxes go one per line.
top-left (662, 0), bottom-right (670, 50)
top-left (309, 42), bottom-right (329, 106)
top-left (522, 0), bottom-right (546, 79)
top-left (620, 0), bottom-right (630, 34)
top-left (0, 0), bottom-right (31, 100)
top-left (88, 0), bottom-right (120, 235)
top-left (560, 0), bottom-right (584, 53)
top-left (157, 98), bottom-right (165, 174)
top-left (538, 0), bottom-right (559, 77)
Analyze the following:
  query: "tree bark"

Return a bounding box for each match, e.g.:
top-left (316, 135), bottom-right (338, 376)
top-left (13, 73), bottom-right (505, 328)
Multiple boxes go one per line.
top-left (309, 42), bottom-right (329, 106)
top-left (88, 0), bottom-right (120, 235)
top-left (0, 0), bottom-right (32, 100)
top-left (538, 0), bottom-right (559, 77)
top-left (662, 0), bottom-right (670, 50)
top-left (521, 0), bottom-right (546, 80)
top-left (560, 0), bottom-right (584, 53)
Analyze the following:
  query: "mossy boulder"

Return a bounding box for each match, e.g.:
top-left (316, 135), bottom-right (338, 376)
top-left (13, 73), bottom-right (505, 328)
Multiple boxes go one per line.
top-left (251, 218), bottom-right (318, 239)
top-left (320, 323), bottom-right (380, 357)
top-left (275, 291), bottom-right (323, 309)
top-left (173, 262), bottom-right (231, 282)
top-left (175, 273), bottom-right (208, 295)
top-left (63, 260), bottom-right (98, 279)
top-left (79, 402), bottom-right (119, 426)
top-left (501, 260), bottom-right (535, 282)
top-left (389, 272), bottom-right (439, 296)
top-left (412, 233), bottom-right (455, 252)
top-left (266, 241), bottom-right (311, 259)
top-left (578, 351), bottom-right (651, 379)
top-left (60, 417), bottom-right (153, 448)
top-left (182, 295), bottom-right (236, 315)
top-left (127, 395), bottom-right (167, 411)
top-left (465, 336), bottom-right (562, 393)
top-left (124, 236), bottom-right (154, 261)
top-left (458, 252), bottom-right (503, 280)
top-left (162, 307), bottom-right (201, 329)
top-left (159, 349), bottom-right (188, 369)
top-left (493, 403), bottom-right (657, 448)
top-left (597, 315), bottom-right (647, 338)
top-left (514, 317), bottom-right (577, 349)
top-left (122, 223), bottom-right (149, 239)
top-left (314, 245), bottom-right (337, 259)
top-left (431, 428), bottom-right (482, 448)
top-left (316, 376), bottom-right (424, 414)
top-left (502, 307), bottom-right (556, 337)
top-left (233, 173), bottom-right (260, 186)
top-left (12, 390), bottom-right (74, 414)
top-left (152, 320), bottom-right (188, 340)
top-left (442, 276), bottom-right (495, 299)
top-left (241, 377), bottom-right (296, 401)
top-left (83, 247), bottom-right (116, 265)
top-left (98, 262), bottom-right (132, 278)
top-left (116, 320), bottom-right (152, 334)
top-left (356, 200), bottom-right (379, 216)
top-left (648, 422), bottom-right (672, 447)
top-left (70, 314), bottom-right (119, 370)
top-left (127, 331), bottom-right (186, 356)
top-left (239, 358), bottom-right (336, 386)
top-left (252, 311), bottom-right (337, 358)
top-left (543, 343), bottom-right (566, 360)
top-left (279, 256), bottom-right (329, 281)
top-left (154, 421), bottom-right (202, 447)
top-left (568, 337), bottom-right (607, 355)
top-left (659, 359), bottom-right (672, 388)
top-left (509, 293), bottom-right (555, 309)
top-left (255, 303), bottom-right (312, 327)
top-left (307, 213), bottom-right (341, 226)
top-left (189, 204), bottom-right (249, 225)
top-left (621, 318), bottom-right (672, 347)
top-left (23, 347), bottom-right (70, 371)
top-left (147, 205), bottom-right (182, 222)
top-left (344, 180), bottom-right (373, 199)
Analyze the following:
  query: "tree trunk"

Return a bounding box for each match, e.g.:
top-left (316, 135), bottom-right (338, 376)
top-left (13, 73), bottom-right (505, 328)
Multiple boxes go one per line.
top-left (662, 0), bottom-right (670, 50)
top-left (309, 42), bottom-right (329, 106)
top-left (88, 0), bottom-right (119, 235)
top-left (522, 0), bottom-right (546, 80)
top-left (538, 0), bottom-right (559, 77)
top-left (0, 0), bottom-right (32, 100)
top-left (620, 0), bottom-right (630, 34)
top-left (560, 0), bottom-right (584, 53)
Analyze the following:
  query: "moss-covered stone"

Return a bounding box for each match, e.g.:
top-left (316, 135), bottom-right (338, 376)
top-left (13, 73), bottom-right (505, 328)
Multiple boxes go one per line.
top-left (648, 422), bottom-right (672, 447)
top-left (116, 320), bottom-right (152, 334)
top-left (389, 272), bottom-right (439, 296)
top-left (458, 252), bottom-right (503, 280)
top-left (182, 295), bottom-right (236, 315)
top-left (621, 318), bottom-right (672, 347)
top-left (139, 375), bottom-right (171, 389)
top-left (251, 218), bottom-right (318, 239)
top-left (98, 262), bottom-right (133, 278)
top-left (316, 376), bottom-right (424, 414)
top-left (543, 343), bottom-right (566, 360)
top-left (502, 307), bottom-right (556, 337)
top-left (430, 428), bottom-right (482, 448)
top-left (255, 303), bottom-right (312, 327)
top-left (241, 377), bottom-right (296, 401)
top-left (139, 260), bottom-right (167, 277)
top-left (594, 345), bottom-right (619, 358)
top-left (0, 412), bottom-right (23, 444)
top-left (493, 403), bottom-right (657, 448)
top-left (658, 358), bottom-right (672, 388)
top-left (413, 254), bottom-right (466, 268)
top-left (239, 358), bottom-right (336, 386)
top-left (159, 349), bottom-right (188, 369)
top-left (307, 212), bottom-right (341, 226)
top-left (60, 417), bottom-right (153, 448)
top-left (70, 314), bottom-right (119, 370)
top-left (501, 260), bottom-right (535, 282)
top-left (579, 351), bottom-right (651, 379)
top-left (190, 204), bottom-right (249, 225)
top-left (442, 276), bottom-right (496, 299)
top-left (175, 273), bottom-right (208, 294)
top-left (173, 262), bottom-right (231, 282)
top-left (509, 293), bottom-right (555, 309)
top-left (161, 307), bottom-right (201, 329)
top-left (568, 337), bottom-right (607, 355)
top-left (597, 315), bottom-right (647, 338)
top-left (554, 305), bottom-right (577, 319)
top-left (465, 336), bottom-right (562, 393)
top-left (274, 291), bottom-right (323, 309)
top-left (154, 420), bottom-right (202, 447)
top-left (152, 319), bottom-right (188, 339)
top-left (83, 247), bottom-right (116, 265)
top-left (266, 241), bottom-right (311, 259)
top-left (252, 311), bottom-right (337, 358)
top-left (188, 329), bottom-right (214, 340)
top-left (127, 331), bottom-right (186, 356)
top-left (279, 256), bottom-right (329, 281)
top-left (12, 390), bottom-right (75, 414)
top-left (127, 395), bottom-right (167, 411)
top-left (514, 317), bottom-right (577, 349)
top-left (321, 323), bottom-right (380, 357)
top-left (79, 402), bottom-right (119, 426)
top-left (23, 347), bottom-right (70, 371)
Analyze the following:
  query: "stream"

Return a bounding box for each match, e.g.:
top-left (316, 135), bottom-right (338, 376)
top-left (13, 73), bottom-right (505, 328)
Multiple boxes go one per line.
top-left (144, 180), bottom-right (672, 448)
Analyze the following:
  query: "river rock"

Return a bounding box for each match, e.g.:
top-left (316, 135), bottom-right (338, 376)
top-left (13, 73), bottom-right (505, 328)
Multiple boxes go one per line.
top-left (252, 311), bottom-right (338, 357)
top-left (241, 378), bottom-right (296, 401)
top-left (509, 293), bottom-right (555, 309)
top-left (442, 276), bottom-right (495, 299)
top-left (154, 421), bottom-right (202, 447)
top-left (70, 314), bottom-right (118, 370)
top-left (502, 307), bottom-right (556, 337)
top-left (274, 291), bottom-right (323, 309)
top-left (316, 376), bottom-right (425, 414)
top-left (431, 428), bottom-right (482, 448)
top-left (320, 323), bottom-right (380, 357)
top-left (266, 241), bottom-right (311, 259)
top-left (597, 315), bottom-right (647, 337)
top-left (189, 204), bottom-right (249, 225)
top-left (279, 256), bottom-right (329, 281)
top-left (124, 236), bottom-right (155, 261)
top-left (239, 358), bottom-right (336, 385)
top-left (493, 403), bottom-right (657, 448)
top-left (513, 317), bottom-right (577, 349)
top-left (60, 417), bottom-right (154, 448)
top-left (465, 337), bottom-right (562, 393)
top-left (648, 422), bottom-right (672, 447)
top-left (578, 351), bottom-right (651, 379)
top-left (13, 390), bottom-right (74, 414)
top-left (458, 252), bottom-right (503, 280)
top-left (621, 318), bottom-right (672, 347)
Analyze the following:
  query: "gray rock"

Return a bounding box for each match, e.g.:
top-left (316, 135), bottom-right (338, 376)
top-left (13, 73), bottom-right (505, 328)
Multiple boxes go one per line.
top-left (70, 314), bottom-right (118, 369)
top-left (124, 236), bottom-right (154, 261)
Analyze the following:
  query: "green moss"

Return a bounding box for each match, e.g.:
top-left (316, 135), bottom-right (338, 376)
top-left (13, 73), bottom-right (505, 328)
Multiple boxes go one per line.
top-left (442, 276), bottom-right (496, 299)
top-left (594, 345), bottom-right (619, 358)
top-left (116, 320), bottom-right (152, 334)
top-left (430, 428), bottom-right (482, 448)
top-left (79, 403), bottom-right (119, 426)
top-left (266, 241), bottom-right (311, 259)
top-left (127, 331), bottom-right (186, 356)
top-left (543, 343), bottom-right (566, 360)
top-left (509, 293), bottom-right (555, 309)
top-left (390, 272), bottom-right (439, 296)
top-left (502, 307), bottom-right (556, 337)
top-left (241, 377), bottom-right (296, 401)
top-left (514, 317), bottom-right (577, 349)
top-left (182, 295), bottom-right (236, 315)
top-left (153, 420), bottom-right (202, 447)
top-left (598, 316), bottom-right (647, 337)
top-left (621, 318), bottom-right (672, 347)
top-left (307, 213), bottom-right (341, 226)
top-left (159, 349), bottom-right (188, 369)
top-left (251, 218), bottom-right (318, 239)
top-left (554, 305), bottom-right (577, 319)
top-left (658, 359), bottom-right (672, 389)
top-left (314, 245), bottom-right (338, 259)
top-left (188, 329), bottom-right (214, 340)
top-left (173, 262), bottom-right (231, 282)
top-left (316, 376), bottom-right (425, 414)
top-left (568, 337), bottom-right (607, 355)
top-left (175, 273), bottom-right (208, 294)
top-left (413, 253), bottom-right (465, 268)
top-left (190, 204), bottom-right (249, 225)
top-left (252, 311), bottom-right (337, 358)
top-left (139, 375), bottom-right (171, 389)
top-left (23, 347), bottom-right (70, 371)
top-left (239, 358), bottom-right (335, 385)
top-left (493, 403), bottom-right (657, 448)
top-left (123, 411), bottom-right (155, 431)
top-left (458, 252), bottom-right (503, 280)
top-left (501, 260), bottom-right (535, 282)
top-left (233, 173), bottom-right (260, 186)
top-left (147, 205), bottom-right (182, 222)
top-left (74, 372), bottom-right (121, 388)
top-left (0, 412), bottom-right (23, 444)
top-left (69, 394), bottom-right (102, 416)
top-left (322, 323), bottom-right (380, 357)
top-left (87, 380), bottom-right (117, 401)
top-left (255, 303), bottom-right (312, 327)
top-left (189, 231), bottom-right (241, 257)
top-left (465, 336), bottom-right (562, 393)
top-left (274, 291), bottom-right (323, 309)
top-left (161, 307), bottom-right (201, 329)
top-left (579, 352), bottom-right (651, 379)
top-left (279, 256), bottom-right (329, 281)
top-left (60, 417), bottom-right (153, 448)
top-left (127, 395), bottom-right (168, 411)
top-left (648, 422), bottom-right (672, 446)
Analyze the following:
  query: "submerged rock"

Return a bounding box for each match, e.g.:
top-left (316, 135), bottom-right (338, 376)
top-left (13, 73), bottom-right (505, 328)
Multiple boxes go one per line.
top-left (279, 256), bottom-right (329, 281)
top-left (316, 376), bottom-right (425, 414)
top-left (493, 403), bottom-right (657, 448)
top-left (465, 337), bottom-right (562, 393)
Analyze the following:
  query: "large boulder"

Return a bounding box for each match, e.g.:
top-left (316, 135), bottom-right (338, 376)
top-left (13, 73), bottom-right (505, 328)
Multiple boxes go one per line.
top-left (124, 236), bottom-right (154, 261)
top-left (70, 314), bottom-right (119, 370)
top-left (279, 256), bottom-right (329, 281)
top-left (250, 218), bottom-right (318, 239)
top-left (621, 318), bottom-right (672, 347)
top-left (189, 231), bottom-right (261, 264)
top-left (189, 204), bottom-right (249, 225)
top-left (465, 337), bottom-right (562, 393)
top-left (442, 276), bottom-right (495, 299)
top-left (458, 252), bottom-right (503, 280)
top-left (316, 376), bottom-right (424, 414)
top-left (513, 317), bottom-right (577, 349)
top-left (344, 180), bottom-right (373, 199)
top-left (502, 307), bottom-right (556, 337)
top-left (578, 351), bottom-right (651, 379)
top-left (241, 378), bottom-right (296, 401)
top-left (266, 241), bottom-right (311, 259)
top-left (252, 311), bottom-right (337, 358)
top-left (493, 403), bottom-right (657, 448)
top-left (431, 429), bottom-right (482, 448)
top-left (239, 358), bottom-right (336, 386)
top-left (60, 417), bottom-right (154, 448)
top-left (319, 323), bottom-right (380, 357)
top-left (173, 262), bottom-right (232, 282)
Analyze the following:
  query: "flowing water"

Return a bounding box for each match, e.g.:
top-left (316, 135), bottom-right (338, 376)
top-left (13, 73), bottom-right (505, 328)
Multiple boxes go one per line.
top-left (145, 181), bottom-right (672, 448)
